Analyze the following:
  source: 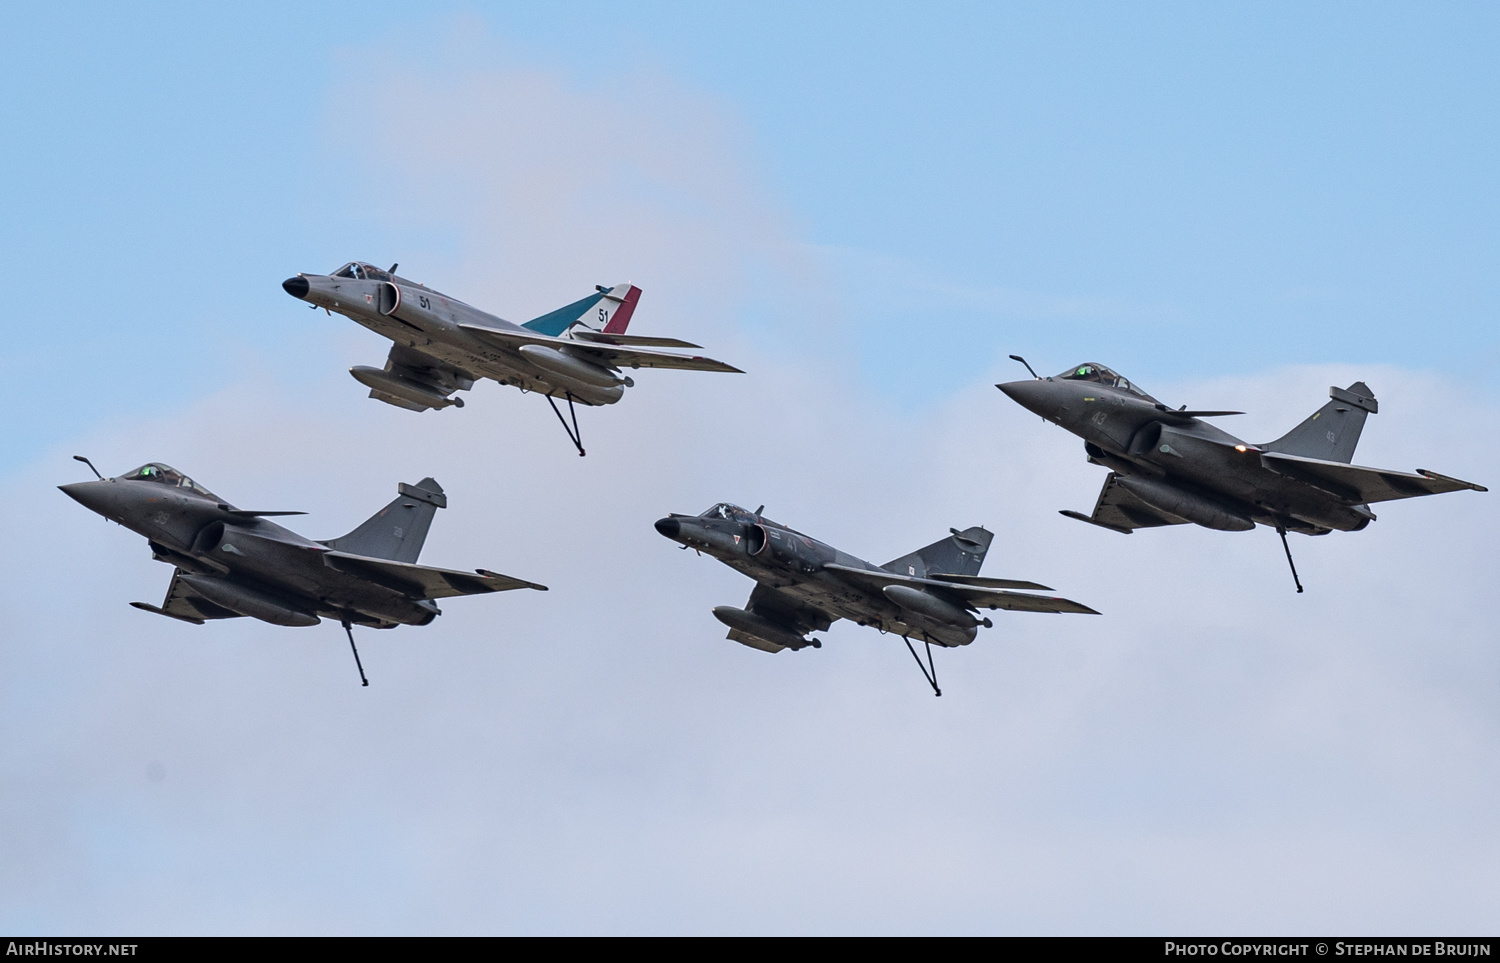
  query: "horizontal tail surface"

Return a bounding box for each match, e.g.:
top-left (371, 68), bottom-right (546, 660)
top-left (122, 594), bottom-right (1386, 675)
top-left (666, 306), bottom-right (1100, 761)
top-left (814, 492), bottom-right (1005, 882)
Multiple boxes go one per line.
top-left (320, 478), bottom-right (446, 564)
top-left (522, 283), bottom-right (641, 337)
top-left (1264, 382), bottom-right (1377, 464)
top-left (884, 526), bottom-right (993, 578)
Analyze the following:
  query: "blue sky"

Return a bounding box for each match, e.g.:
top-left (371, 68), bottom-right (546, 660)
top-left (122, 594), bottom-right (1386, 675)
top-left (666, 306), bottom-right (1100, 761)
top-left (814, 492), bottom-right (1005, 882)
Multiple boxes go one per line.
top-left (4, 3), bottom-right (1500, 934)
top-left (4, 3), bottom-right (1497, 469)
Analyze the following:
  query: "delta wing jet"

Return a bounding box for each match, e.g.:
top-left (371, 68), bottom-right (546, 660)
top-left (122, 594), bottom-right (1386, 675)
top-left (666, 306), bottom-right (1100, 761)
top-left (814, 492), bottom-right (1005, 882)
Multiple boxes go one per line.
top-left (282, 262), bottom-right (742, 455)
top-left (61, 457), bottom-right (546, 685)
top-left (655, 504), bottom-right (1097, 695)
top-left (998, 358), bottom-right (1487, 590)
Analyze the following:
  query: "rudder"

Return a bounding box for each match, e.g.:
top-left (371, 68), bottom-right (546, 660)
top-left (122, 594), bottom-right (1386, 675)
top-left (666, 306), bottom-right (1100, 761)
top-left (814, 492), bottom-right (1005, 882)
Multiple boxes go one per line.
top-left (1264, 382), bottom-right (1377, 464)
top-left (320, 478), bottom-right (446, 563)
top-left (522, 283), bottom-right (641, 337)
top-left (884, 526), bottom-right (993, 578)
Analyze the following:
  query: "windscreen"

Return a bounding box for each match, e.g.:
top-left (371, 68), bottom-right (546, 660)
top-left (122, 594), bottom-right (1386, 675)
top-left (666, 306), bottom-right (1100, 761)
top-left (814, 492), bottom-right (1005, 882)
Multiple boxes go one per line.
top-left (123, 463), bottom-right (216, 498)
top-left (1056, 363), bottom-right (1155, 401)
top-left (331, 262), bottom-right (390, 281)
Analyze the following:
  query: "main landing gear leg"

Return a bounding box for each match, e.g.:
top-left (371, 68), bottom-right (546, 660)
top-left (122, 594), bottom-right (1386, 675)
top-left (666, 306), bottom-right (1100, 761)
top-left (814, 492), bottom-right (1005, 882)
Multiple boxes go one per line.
top-left (343, 620), bottom-right (370, 687)
top-left (545, 392), bottom-right (586, 457)
top-left (1276, 526), bottom-right (1304, 594)
top-left (902, 634), bottom-right (942, 697)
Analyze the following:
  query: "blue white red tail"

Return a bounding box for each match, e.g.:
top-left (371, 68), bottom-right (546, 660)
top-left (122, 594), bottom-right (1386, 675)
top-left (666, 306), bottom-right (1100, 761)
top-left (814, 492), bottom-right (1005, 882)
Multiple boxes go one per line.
top-left (522, 283), bottom-right (641, 337)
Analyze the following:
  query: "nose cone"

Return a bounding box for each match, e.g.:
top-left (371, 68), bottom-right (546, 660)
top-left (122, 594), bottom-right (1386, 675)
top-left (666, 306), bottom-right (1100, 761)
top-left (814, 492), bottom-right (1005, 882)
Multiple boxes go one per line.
top-left (282, 275), bottom-right (310, 299)
top-left (997, 379), bottom-right (1053, 415)
top-left (654, 516), bottom-right (681, 540)
top-left (59, 480), bottom-right (115, 517)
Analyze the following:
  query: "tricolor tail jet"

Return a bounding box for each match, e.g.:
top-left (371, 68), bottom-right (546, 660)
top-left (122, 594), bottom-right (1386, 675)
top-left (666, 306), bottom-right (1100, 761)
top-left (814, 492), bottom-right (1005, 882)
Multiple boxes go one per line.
top-left (282, 262), bottom-right (743, 455)
top-left (60, 457), bottom-right (545, 685)
top-left (998, 358), bottom-right (1487, 591)
top-left (655, 503), bottom-right (1097, 696)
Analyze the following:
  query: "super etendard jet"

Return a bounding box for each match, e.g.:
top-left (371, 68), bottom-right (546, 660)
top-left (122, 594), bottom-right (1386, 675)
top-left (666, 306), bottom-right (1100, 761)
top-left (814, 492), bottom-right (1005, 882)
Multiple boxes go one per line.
top-left (998, 358), bottom-right (1487, 591)
top-left (60, 457), bottom-right (545, 685)
top-left (282, 262), bottom-right (742, 455)
top-left (655, 503), bottom-right (1097, 696)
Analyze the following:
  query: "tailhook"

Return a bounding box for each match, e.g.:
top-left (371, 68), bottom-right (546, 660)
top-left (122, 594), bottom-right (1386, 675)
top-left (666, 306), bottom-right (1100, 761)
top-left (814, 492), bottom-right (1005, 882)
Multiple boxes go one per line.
top-left (545, 392), bottom-right (586, 457)
top-left (902, 634), bottom-right (942, 697)
top-left (1276, 525), bottom-right (1304, 594)
top-left (343, 620), bottom-right (370, 687)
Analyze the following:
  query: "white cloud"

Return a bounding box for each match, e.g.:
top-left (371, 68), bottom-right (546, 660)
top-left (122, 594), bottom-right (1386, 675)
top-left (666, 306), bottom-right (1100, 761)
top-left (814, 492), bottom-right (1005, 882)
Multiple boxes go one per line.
top-left (3, 33), bottom-right (1498, 935)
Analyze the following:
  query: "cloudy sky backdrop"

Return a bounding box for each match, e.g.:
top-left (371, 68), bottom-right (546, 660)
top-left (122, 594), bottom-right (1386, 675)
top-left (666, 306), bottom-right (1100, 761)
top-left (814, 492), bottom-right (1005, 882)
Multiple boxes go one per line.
top-left (2, 2), bottom-right (1498, 934)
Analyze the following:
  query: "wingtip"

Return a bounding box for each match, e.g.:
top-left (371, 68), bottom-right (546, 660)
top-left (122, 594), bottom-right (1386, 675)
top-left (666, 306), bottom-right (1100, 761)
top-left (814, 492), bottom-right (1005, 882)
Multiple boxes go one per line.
top-left (475, 568), bottom-right (549, 591)
top-left (1417, 468), bottom-right (1488, 492)
top-left (1059, 509), bottom-right (1133, 534)
top-left (130, 601), bottom-right (205, 624)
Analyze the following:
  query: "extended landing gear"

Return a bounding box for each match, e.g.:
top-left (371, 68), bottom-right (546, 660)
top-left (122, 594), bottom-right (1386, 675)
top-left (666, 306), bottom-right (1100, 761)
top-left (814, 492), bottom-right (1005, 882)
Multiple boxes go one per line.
top-left (1276, 525), bottom-right (1304, 594)
top-left (545, 392), bottom-right (586, 457)
top-left (902, 634), bottom-right (942, 697)
top-left (343, 620), bottom-right (370, 687)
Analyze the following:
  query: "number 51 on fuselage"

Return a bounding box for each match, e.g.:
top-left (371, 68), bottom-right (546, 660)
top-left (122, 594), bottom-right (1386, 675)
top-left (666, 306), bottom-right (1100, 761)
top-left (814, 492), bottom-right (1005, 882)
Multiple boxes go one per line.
top-left (282, 262), bottom-right (742, 455)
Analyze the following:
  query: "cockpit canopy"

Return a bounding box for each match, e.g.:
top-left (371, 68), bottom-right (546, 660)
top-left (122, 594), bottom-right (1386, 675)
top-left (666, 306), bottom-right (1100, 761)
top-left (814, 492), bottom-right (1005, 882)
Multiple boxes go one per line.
top-left (1056, 362), bottom-right (1156, 401)
top-left (330, 261), bottom-right (393, 282)
top-left (698, 502), bottom-right (792, 532)
top-left (122, 463), bottom-right (216, 498)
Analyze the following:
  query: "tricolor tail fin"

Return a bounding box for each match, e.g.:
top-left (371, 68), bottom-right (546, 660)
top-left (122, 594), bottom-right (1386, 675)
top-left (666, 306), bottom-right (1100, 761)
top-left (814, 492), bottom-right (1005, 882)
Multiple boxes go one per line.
top-left (522, 283), bottom-right (641, 337)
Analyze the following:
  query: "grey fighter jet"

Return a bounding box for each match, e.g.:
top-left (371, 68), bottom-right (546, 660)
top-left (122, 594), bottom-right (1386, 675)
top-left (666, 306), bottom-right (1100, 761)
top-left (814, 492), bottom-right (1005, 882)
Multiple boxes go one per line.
top-left (998, 358), bottom-right (1487, 591)
top-left (654, 504), bottom-right (1097, 695)
top-left (282, 262), bottom-right (742, 455)
top-left (60, 457), bottom-right (546, 685)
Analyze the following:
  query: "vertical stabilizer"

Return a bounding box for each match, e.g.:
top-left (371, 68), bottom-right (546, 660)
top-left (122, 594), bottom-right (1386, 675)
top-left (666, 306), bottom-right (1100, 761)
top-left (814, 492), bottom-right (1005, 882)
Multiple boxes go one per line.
top-left (1264, 382), bottom-right (1377, 464)
top-left (320, 478), bottom-right (446, 563)
top-left (522, 283), bottom-right (641, 337)
top-left (884, 526), bottom-right (994, 578)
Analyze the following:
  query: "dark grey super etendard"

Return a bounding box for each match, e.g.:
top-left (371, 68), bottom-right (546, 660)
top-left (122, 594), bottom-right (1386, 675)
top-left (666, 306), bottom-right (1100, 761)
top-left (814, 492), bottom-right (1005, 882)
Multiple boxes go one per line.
top-left (998, 358), bottom-right (1487, 591)
top-left (654, 504), bottom-right (1097, 695)
top-left (282, 261), bottom-right (742, 455)
top-left (60, 458), bottom-right (545, 685)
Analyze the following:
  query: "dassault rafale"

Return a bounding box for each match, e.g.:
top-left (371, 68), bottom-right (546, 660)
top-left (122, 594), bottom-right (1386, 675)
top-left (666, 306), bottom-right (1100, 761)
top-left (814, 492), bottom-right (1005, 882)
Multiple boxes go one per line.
top-left (282, 262), bottom-right (742, 455)
top-left (655, 503), bottom-right (1097, 695)
top-left (61, 457), bottom-right (546, 685)
top-left (998, 358), bottom-right (1487, 591)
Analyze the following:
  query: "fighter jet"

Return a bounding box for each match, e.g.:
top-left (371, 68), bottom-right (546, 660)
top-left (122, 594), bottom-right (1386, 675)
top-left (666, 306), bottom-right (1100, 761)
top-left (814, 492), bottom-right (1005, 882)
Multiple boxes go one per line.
top-left (654, 503), bottom-right (1097, 695)
top-left (282, 262), bottom-right (742, 455)
top-left (60, 457), bottom-right (546, 685)
top-left (998, 358), bottom-right (1487, 591)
